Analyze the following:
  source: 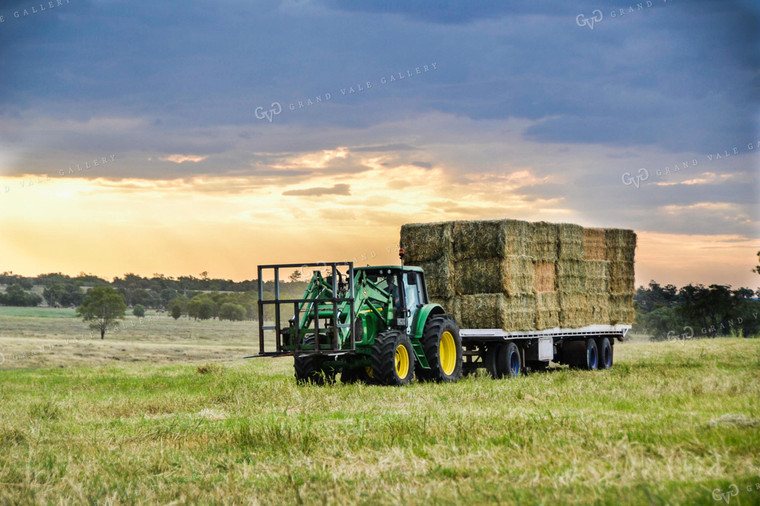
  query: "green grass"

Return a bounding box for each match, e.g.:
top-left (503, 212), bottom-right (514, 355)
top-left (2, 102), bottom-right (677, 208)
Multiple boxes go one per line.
top-left (0, 306), bottom-right (76, 318)
top-left (0, 336), bottom-right (758, 504)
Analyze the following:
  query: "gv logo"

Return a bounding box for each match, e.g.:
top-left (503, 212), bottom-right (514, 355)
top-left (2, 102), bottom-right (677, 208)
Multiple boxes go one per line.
top-left (622, 168), bottom-right (649, 188)
top-left (576, 10), bottom-right (603, 30)
top-left (712, 484), bottom-right (739, 504)
top-left (255, 102), bottom-right (282, 122)
top-left (667, 326), bottom-right (694, 342)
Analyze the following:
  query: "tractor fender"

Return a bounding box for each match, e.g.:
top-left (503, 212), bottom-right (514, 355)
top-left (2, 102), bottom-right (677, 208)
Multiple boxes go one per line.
top-left (412, 303), bottom-right (446, 340)
top-left (410, 303), bottom-right (446, 369)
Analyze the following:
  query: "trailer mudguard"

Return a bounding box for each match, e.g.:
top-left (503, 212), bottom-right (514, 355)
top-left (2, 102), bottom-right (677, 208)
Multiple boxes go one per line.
top-left (410, 303), bottom-right (446, 369)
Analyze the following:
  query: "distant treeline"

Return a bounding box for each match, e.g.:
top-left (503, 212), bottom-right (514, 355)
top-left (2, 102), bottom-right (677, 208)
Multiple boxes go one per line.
top-left (0, 271), bottom-right (306, 311)
top-left (634, 281), bottom-right (760, 339)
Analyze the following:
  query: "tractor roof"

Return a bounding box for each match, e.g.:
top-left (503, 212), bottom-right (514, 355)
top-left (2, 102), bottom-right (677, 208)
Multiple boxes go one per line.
top-left (356, 265), bottom-right (424, 273)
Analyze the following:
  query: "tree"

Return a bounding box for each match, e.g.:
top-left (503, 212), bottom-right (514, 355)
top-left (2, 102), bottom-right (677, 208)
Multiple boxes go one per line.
top-left (42, 283), bottom-right (66, 306)
top-left (639, 306), bottom-right (685, 341)
top-left (0, 284), bottom-right (42, 307)
top-left (219, 302), bottom-right (246, 321)
top-left (187, 294), bottom-right (216, 320)
top-left (60, 283), bottom-right (85, 307)
top-left (676, 284), bottom-right (754, 338)
top-left (634, 281), bottom-right (679, 313)
top-left (289, 270), bottom-right (302, 282)
top-left (76, 286), bottom-right (126, 339)
top-left (160, 288), bottom-right (178, 308)
top-left (133, 304), bottom-right (146, 317)
top-left (168, 295), bottom-right (188, 320)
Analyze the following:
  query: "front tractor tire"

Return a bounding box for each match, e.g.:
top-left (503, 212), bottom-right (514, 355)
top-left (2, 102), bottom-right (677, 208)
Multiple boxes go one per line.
top-left (294, 335), bottom-right (334, 385)
top-left (371, 330), bottom-right (415, 386)
top-left (417, 316), bottom-right (463, 383)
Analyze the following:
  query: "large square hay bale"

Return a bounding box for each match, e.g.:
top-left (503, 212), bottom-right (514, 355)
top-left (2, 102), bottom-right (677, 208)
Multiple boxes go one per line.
top-left (400, 222), bottom-right (453, 262)
top-left (536, 291), bottom-right (560, 329)
top-left (452, 255), bottom-right (534, 296)
top-left (556, 260), bottom-right (586, 293)
top-left (558, 293), bottom-right (592, 329)
top-left (583, 228), bottom-right (607, 261)
top-left (557, 223), bottom-right (584, 260)
top-left (529, 222), bottom-right (558, 262)
top-left (588, 294), bottom-right (611, 323)
top-left (503, 293), bottom-right (537, 331)
top-left (534, 261), bottom-right (556, 292)
top-left (609, 294), bottom-right (635, 324)
top-left (406, 258), bottom-right (455, 298)
top-left (583, 260), bottom-right (610, 293)
top-left (605, 228), bottom-right (637, 263)
top-left (609, 261), bottom-right (635, 295)
top-left (431, 297), bottom-right (458, 321)
top-left (451, 219), bottom-right (531, 260)
top-left (454, 293), bottom-right (536, 331)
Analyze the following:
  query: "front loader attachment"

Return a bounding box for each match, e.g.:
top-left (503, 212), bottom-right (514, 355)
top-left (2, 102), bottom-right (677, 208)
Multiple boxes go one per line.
top-left (256, 262), bottom-right (357, 357)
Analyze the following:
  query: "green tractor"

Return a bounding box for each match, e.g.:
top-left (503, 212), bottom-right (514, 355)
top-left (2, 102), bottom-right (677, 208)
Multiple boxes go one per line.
top-left (256, 262), bottom-right (462, 385)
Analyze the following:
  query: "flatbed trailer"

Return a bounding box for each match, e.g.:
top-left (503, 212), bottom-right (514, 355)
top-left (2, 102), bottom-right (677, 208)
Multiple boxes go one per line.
top-left (458, 324), bottom-right (630, 377)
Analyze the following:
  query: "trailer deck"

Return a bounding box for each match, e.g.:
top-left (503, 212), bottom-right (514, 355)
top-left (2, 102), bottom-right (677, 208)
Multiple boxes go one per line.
top-left (460, 324), bottom-right (631, 342)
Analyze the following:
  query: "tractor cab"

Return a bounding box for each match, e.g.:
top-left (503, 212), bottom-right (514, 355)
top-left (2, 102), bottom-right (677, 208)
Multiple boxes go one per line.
top-left (356, 266), bottom-right (429, 336)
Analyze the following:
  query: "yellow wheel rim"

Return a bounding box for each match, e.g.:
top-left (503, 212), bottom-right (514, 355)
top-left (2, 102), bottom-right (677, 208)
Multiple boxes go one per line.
top-left (440, 331), bottom-right (456, 375)
top-left (395, 344), bottom-right (409, 378)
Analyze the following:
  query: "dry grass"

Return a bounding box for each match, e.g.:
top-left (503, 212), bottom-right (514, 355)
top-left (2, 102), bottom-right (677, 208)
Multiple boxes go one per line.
top-left (0, 311), bottom-right (256, 370)
top-left (0, 321), bottom-right (758, 504)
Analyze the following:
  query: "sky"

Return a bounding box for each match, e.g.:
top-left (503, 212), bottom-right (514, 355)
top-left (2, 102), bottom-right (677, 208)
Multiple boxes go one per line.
top-left (0, 0), bottom-right (758, 288)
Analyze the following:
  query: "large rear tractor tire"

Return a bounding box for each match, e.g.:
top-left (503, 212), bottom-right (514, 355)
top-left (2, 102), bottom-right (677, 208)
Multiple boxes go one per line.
top-left (417, 316), bottom-right (463, 383)
top-left (371, 330), bottom-right (415, 386)
top-left (294, 335), bottom-right (334, 385)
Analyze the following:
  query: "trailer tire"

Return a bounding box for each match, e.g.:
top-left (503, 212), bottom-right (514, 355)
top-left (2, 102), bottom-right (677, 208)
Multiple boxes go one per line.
top-left (294, 335), bottom-right (334, 385)
top-left (486, 344), bottom-right (502, 379)
top-left (371, 330), bottom-right (415, 386)
top-left (495, 342), bottom-right (522, 378)
top-left (597, 337), bottom-right (613, 369)
top-left (417, 315), bottom-right (462, 383)
top-left (584, 338), bottom-right (599, 370)
top-left (562, 339), bottom-right (598, 370)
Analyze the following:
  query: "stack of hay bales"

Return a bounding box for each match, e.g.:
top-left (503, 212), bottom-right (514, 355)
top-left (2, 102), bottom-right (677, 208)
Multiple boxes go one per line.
top-left (605, 229), bottom-right (637, 324)
top-left (400, 219), bottom-right (636, 330)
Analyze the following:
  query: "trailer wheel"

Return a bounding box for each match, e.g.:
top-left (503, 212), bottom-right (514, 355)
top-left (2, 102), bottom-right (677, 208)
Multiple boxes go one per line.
top-left (584, 338), bottom-right (599, 370)
top-left (294, 335), bottom-right (334, 385)
top-left (562, 339), bottom-right (599, 371)
top-left (485, 345), bottom-right (500, 379)
top-left (597, 337), bottom-right (613, 369)
top-left (417, 315), bottom-right (463, 383)
top-left (497, 342), bottom-right (522, 378)
top-left (371, 330), bottom-right (415, 386)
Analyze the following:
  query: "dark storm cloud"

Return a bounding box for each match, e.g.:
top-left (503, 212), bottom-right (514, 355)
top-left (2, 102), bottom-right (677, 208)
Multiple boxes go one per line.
top-left (0, 0), bottom-right (757, 238)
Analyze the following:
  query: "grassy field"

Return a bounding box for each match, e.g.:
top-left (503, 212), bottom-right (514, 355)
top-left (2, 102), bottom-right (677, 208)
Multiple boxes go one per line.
top-left (0, 313), bottom-right (759, 504)
top-left (0, 306), bottom-right (77, 318)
